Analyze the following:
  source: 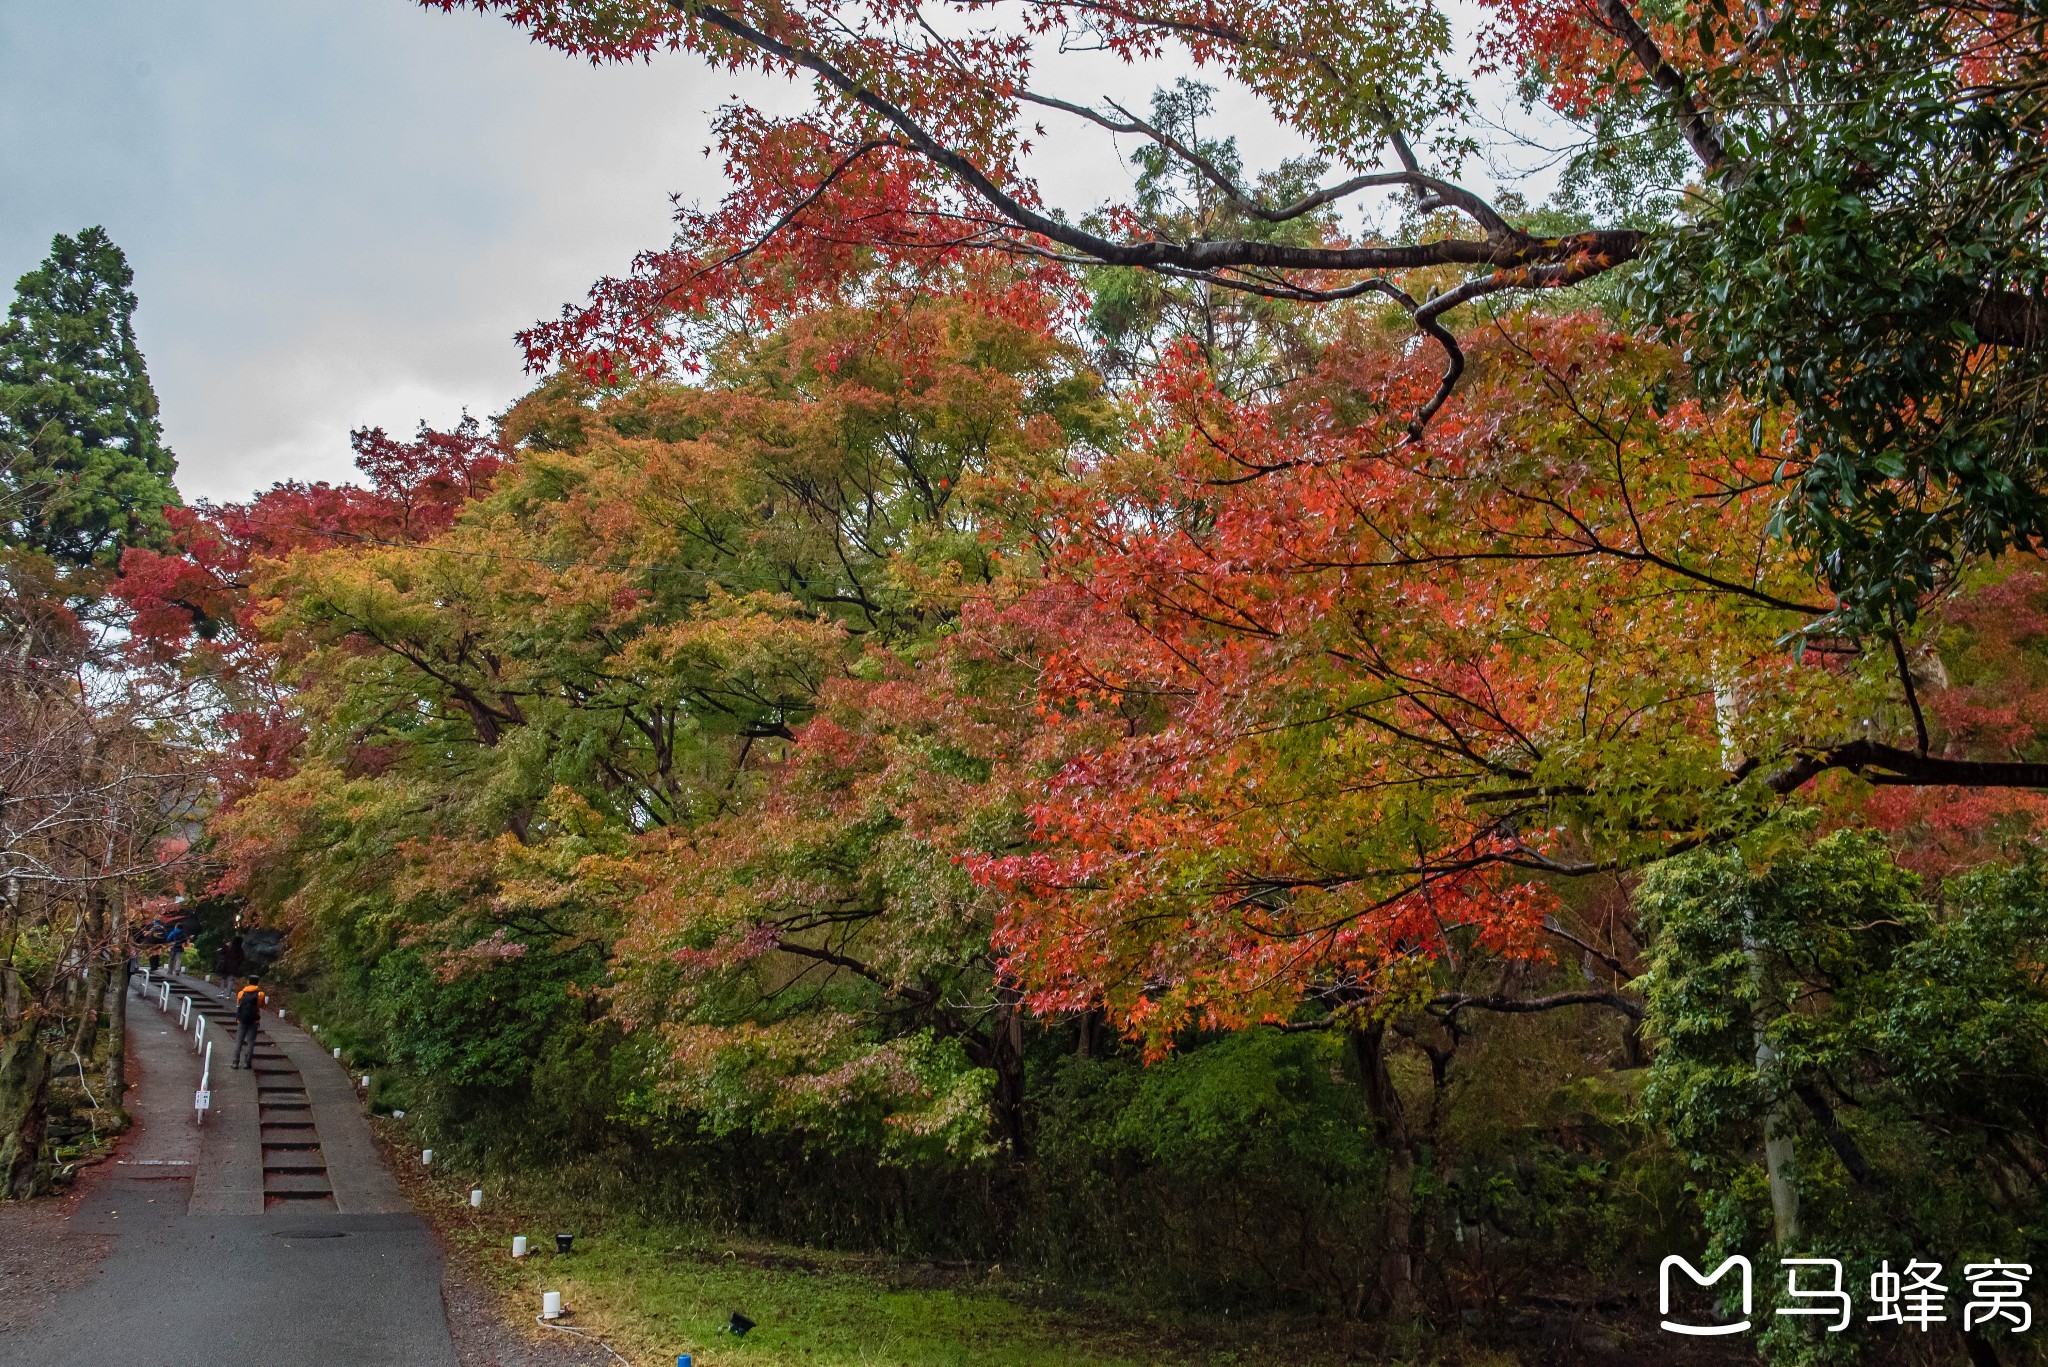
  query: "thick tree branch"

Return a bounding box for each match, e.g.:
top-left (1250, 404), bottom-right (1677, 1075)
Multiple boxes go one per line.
top-left (1431, 989), bottom-right (1645, 1022)
top-left (695, 7), bottom-right (1636, 278)
top-left (1794, 1081), bottom-right (1876, 1186)
top-left (682, 1), bottom-right (1639, 435)
top-left (1972, 289), bottom-right (2048, 347)
top-left (1592, 0), bottom-right (1730, 173)
top-left (773, 937), bottom-right (937, 1006)
top-left (1768, 738), bottom-right (2048, 792)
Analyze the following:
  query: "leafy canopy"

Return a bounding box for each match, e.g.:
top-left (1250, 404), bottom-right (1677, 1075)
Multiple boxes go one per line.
top-left (434, 0), bottom-right (2048, 628)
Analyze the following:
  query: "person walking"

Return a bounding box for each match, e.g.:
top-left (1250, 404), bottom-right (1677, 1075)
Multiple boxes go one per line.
top-left (231, 976), bottom-right (265, 1070)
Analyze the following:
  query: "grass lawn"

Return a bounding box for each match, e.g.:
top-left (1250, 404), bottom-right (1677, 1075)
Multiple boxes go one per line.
top-left (373, 1121), bottom-right (1405, 1367)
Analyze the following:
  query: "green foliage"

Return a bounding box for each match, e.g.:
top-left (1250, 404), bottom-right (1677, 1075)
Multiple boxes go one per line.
top-left (1636, 12), bottom-right (2048, 628)
top-left (1055, 1030), bottom-right (1373, 1182)
top-left (1025, 1031), bottom-right (1384, 1311)
top-left (1638, 829), bottom-right (2048, 1363)
top-left (0, 227), bottom-right (179, 566)
top-left (372, 944), bottom-right (592, 1091)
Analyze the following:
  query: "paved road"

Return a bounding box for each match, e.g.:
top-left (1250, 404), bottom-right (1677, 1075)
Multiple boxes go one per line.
top-left (1, 975), bottom-right (460, 1367)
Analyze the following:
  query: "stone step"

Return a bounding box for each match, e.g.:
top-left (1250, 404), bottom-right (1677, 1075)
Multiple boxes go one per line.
top-left (264, 1191), bottom-right (337, 1211)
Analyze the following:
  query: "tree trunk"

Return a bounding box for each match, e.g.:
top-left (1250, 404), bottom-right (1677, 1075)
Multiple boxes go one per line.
top-left (102, 968), bottom-right (127, 1118)
top-left (1758, 1094), bottom-right (1800, 1244)
top-left (71, 895), bottom-right (108, 1063)
top-left (1719, 676), bottom-right (1801, 1245)
top-left (1350, 1021), bottom-right (1418, 1314)
top-left (1745, 941), bottom-right (1800, 1245)
top-left (991, 998), bottom-right (1029, 1157)
top-left (0, 1024), bottom-right (51, 1199)
top-left (1963, 1328), bottom-right (2005, 1367)
top-left (71, 962), bottom-right (106, 1064)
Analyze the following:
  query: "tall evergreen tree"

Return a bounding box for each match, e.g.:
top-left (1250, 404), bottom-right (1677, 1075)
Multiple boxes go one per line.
top-left (0, 227), bottom-right (179, 567)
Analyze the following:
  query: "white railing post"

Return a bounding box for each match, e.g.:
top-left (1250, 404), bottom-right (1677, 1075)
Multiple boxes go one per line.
top-left (195, 1041), bottom-right (213, 1125)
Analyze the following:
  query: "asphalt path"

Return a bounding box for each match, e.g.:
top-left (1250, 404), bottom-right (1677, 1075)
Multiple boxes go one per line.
top-left (1, 975), bottom-right (460, 1367)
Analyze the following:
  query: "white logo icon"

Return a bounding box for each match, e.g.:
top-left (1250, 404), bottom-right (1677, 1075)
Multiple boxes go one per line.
top-left (1660, 1255), bottom-right (1753, 1336)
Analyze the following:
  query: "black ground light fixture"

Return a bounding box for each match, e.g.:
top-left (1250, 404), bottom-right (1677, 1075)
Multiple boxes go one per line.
top-left (555, 1233), bottom-right (575, 1254)
top-left (727, 1312), bottom-right (756, 1337)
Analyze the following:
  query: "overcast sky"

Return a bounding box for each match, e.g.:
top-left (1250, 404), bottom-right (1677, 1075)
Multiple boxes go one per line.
top-left (2, 0), bottom-right (763, 501)
top-left (2, 1), bottom-right (1547, 505)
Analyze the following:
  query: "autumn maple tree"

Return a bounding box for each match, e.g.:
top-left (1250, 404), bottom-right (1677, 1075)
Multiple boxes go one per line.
top-left (115, 417), bottom-right (505, 795)
top-left (151, 289), bottom-right (1098, 1154)
top-left (435, 0), bottom-right (2047, 624)
top-left (388, 0), bottom-right (2048, 1059)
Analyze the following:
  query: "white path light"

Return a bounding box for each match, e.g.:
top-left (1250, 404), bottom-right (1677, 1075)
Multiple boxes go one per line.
top-left (542, 1291), bottom-right (564, 1320)
top-left (422, 1148), bottom-right (434, 1165)
top-left (512, 1235), bottom-right (528, 1258)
